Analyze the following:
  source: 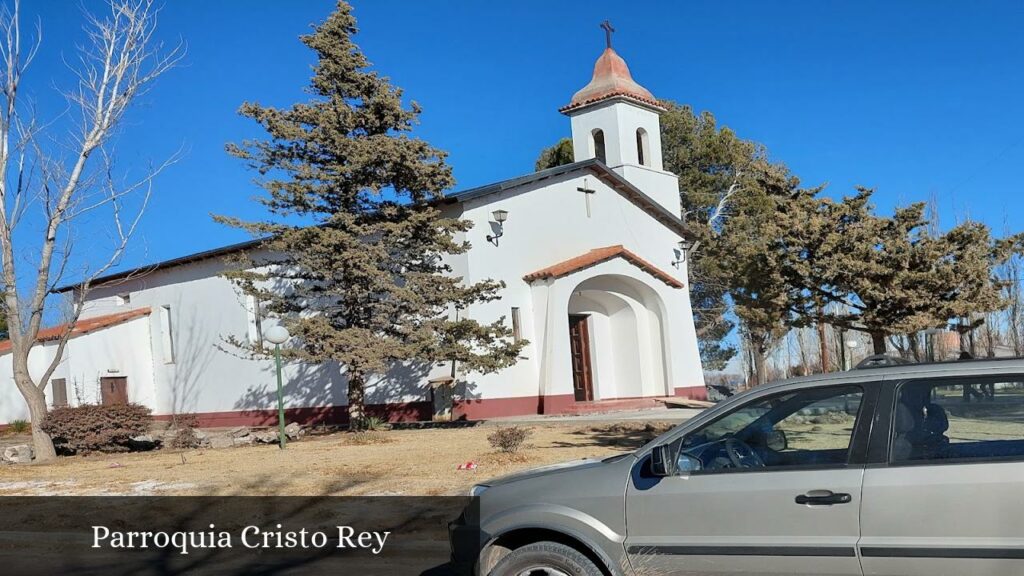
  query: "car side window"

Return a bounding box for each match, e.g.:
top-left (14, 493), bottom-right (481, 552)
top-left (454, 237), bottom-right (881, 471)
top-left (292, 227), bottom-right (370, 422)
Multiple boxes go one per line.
top-left (680, 385), bottom-right (864, 472)
top-left (892, 378), bottom-right (1024, 464)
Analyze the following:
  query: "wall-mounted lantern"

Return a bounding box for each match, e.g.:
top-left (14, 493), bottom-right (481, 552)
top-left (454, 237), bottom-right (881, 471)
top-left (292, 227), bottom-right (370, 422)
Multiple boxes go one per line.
top-left (671, 238), bottom-right (695, 267)
top-left (487, 209), bottom-right (509, 246)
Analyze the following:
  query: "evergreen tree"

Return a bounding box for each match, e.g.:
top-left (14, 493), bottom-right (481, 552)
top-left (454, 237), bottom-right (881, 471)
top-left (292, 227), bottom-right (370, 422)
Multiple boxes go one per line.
top-left (775, 188), bottom-right (874, 369)
top-left (534, 137), bottom-right (574, 171)
top-left (780, 189), bottom-right (1023, 354)
top-left (659, 103), bottom-right (812, 382)
top-left (217, 2), bottom-right (525, 428)
top-left (706, 160), bottom-right (804, 383)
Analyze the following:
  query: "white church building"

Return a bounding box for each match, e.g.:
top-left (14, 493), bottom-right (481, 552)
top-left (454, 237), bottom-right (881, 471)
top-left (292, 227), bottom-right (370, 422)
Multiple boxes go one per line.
top-left (0, 42), bottom-right (706, 427)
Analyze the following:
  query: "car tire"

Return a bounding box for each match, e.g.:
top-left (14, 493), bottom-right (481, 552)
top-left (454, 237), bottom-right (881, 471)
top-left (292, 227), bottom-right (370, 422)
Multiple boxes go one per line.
top-left (489, 541), bottom-right (604, 576)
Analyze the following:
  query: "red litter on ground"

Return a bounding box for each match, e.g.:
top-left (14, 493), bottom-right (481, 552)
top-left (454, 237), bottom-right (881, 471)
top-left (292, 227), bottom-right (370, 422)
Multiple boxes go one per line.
top-left (457, 461), bottom-right (477, 470)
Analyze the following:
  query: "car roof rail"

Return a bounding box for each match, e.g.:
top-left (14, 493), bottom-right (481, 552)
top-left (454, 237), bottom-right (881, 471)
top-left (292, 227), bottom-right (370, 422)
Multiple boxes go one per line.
top-left (854, 354), bottom-right (914, 369)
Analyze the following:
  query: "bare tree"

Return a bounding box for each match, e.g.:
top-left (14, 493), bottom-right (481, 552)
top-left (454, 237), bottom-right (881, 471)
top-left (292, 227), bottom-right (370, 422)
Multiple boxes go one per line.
top-left (0, 0), bottom-right (181, 461)
top-left (795, 327), bottom-right (811, 376)
top-left (1006, 254), bottom-right (1024, 355)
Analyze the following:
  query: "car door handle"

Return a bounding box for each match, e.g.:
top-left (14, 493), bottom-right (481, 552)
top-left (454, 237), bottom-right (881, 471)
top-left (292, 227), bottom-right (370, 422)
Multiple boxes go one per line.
top-left (795, 490), bottom-right (852, 506)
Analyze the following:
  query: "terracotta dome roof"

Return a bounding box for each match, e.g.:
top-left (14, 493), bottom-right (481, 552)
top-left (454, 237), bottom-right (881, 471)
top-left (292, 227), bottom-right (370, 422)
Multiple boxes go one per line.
top-left (560, 47), bottom-right (664, 114)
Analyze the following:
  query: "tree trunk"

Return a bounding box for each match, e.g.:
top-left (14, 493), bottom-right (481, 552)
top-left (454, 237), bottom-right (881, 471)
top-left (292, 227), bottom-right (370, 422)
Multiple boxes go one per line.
top-left (817, 321), bottom-right (831, 373)
top-left (984, 314), bottom-right (997, 358)
top-left (753, 351), bottom-right (766, 386)
top-left (835, 326), bottom-right (847, 370)
top-left (11, 348), bottom-right (56, 461)
top-left (748, 333), bottom-right (768, 386)
top-left (22, 382), bottom-right (56, 461)
top-left (908, 333), bottom-right (922, 362)
top-left (796, 330), bottom-right (810, 376)
top-left (745, 346), bottom-right (756, 389)
top-left (347, 371), bottom-right (367, 430)
top-left (871, 331), bottom-right (887, 355)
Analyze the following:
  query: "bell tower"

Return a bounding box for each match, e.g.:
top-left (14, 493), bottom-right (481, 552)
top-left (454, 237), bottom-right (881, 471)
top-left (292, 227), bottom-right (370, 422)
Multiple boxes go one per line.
top-left (561, 21), bottom-right (666, 170)
top-left (560, 22), bottom-right (680, 215)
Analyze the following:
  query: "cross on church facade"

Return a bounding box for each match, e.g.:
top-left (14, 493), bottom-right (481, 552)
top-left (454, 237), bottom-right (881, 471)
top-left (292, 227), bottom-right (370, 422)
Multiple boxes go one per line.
top-left (600, 20), bottom-right (615, 49)
top-left (577, 178), bottom-right (596, 217)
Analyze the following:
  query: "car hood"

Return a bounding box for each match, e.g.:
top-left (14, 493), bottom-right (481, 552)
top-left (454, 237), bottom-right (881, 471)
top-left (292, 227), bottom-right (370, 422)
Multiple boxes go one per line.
top-left (484, 454), bottom-right (632, 487)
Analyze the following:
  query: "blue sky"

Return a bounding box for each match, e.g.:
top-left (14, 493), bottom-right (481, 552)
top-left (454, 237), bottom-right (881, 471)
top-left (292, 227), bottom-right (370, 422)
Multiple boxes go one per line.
top-left (23, 0), bottom-right (1024, 275)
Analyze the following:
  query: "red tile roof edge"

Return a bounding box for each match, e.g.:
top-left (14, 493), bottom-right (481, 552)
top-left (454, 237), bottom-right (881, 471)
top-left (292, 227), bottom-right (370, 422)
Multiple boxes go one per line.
top-left (0, 307), bottom-right (152, 355)
top-left (559, 92), bottom-right (666, 114)
top-left (523, 245), bottom-right (684, 289)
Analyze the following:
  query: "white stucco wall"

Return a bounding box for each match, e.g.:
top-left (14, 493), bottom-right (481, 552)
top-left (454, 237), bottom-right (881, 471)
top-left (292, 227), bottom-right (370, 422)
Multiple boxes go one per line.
top-left (0, 314), bottom-right (156, 424)
top-left (567, 100), bottom-right (684, 217)
top-left (72, 255), bottom-right (440, 421)
top-left (453, 167), bottom-right (704, 404)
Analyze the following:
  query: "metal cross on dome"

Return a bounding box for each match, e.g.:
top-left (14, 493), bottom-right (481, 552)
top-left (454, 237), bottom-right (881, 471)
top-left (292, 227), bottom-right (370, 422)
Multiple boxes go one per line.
top-left (600, 20), bottom-right (615, 49)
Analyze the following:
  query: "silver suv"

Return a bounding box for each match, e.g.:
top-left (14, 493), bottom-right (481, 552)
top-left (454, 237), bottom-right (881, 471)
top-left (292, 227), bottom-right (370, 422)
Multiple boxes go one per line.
top-left (452, 358), bottom-right (1024, 576)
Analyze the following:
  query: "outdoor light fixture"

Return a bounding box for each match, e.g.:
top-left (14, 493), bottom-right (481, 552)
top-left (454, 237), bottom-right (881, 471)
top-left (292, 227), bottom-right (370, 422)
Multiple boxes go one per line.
top-left (487, 209), bottom-right (509, 246)
top-left (672, 238), bottom-right (695, 267)
top-left (264, 324), bottom-right (291, 450)
top-left (844, 339), bottom-right (860, 371)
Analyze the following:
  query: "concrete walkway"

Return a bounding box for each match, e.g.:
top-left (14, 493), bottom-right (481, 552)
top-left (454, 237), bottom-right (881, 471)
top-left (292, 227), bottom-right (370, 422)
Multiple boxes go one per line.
top-left (482, 405), bottom-right (704, 426)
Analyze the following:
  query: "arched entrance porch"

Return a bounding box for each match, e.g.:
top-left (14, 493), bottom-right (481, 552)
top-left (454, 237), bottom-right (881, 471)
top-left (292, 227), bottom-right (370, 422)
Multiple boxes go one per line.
top-left (565, 274), bottom-right (670, 402)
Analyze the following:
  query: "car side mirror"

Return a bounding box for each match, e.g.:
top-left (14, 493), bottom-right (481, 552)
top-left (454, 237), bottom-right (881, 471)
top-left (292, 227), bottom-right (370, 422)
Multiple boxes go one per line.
top-left (650, 443), bottom-right (677, 477)
top-left (767, 429), bottom-right (788, 452)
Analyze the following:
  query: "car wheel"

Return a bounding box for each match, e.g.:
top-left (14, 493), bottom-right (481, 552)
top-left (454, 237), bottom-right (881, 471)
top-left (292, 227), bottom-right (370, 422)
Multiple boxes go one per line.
top-left (489, 541), bottom-right (604, 576)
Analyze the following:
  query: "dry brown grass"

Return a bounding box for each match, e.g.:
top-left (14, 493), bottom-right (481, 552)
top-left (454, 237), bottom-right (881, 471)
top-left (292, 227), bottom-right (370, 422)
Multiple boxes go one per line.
top-left (0, 422), bottom-right (670, 496)
top-left (339, 430), bottom-right (394, 445)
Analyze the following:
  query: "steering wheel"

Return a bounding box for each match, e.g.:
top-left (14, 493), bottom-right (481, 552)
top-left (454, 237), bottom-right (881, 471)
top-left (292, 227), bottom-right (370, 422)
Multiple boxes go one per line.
top-left (724, 437), bottom-right (765, 469)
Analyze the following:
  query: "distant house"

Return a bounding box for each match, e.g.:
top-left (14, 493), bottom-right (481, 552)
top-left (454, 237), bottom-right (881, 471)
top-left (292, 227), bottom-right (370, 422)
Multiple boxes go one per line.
top-left (0, 43), bottom-right (706, 426)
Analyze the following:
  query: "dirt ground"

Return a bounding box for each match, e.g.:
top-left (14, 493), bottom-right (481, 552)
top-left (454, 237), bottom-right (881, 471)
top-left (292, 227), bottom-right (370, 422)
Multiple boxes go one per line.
top-left (0, 421), bottom-right (676, 496)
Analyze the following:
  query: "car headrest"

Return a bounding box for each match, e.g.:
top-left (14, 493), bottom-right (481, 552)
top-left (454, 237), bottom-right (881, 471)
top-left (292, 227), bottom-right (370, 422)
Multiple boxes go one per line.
top-left (923, 403), bottom-right (949, 434)
top-left (894, 403), bottom-right (917, 434)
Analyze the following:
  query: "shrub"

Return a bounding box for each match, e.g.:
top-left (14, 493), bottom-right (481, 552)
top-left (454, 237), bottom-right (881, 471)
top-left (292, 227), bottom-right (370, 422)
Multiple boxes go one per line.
top-left (362, 416), bottom-right (390, 431)
top-left (41, 403), bottom-right (152, 455)
top-left (168, 413), bottom-right (202, 449)
top-left (348, 415), bottom-right (389, 432)
top-left (487, 426), bottom-right (532, 454)
top-left (8, 419), bottom-right (30, 434)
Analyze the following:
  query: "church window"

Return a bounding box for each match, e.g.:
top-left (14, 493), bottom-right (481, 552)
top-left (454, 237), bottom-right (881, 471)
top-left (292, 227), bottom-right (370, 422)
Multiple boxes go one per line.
top-left (160, 305), bottom-right (175, 364)
top-left (636, 128), bottom-right (650, 166)
top-left (511, 307), bottom-right (522, 343)
top-left (591, 129), bottom-right (606, 164)
top-left (246, 295), bottom-right (265, 350)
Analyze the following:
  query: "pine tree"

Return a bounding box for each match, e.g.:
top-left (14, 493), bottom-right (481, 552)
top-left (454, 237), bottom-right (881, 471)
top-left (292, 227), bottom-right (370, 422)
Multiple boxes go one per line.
top-left (534, 138), bottom-right (574, 171)
top-left (217, 2), bottom-right (525, 428)
top-left (646, 103), bottom-right (807, 383)
top-left (775, 188), bottom-right (875, 368)
top-left (780, 188), bottom-right (1023, 355)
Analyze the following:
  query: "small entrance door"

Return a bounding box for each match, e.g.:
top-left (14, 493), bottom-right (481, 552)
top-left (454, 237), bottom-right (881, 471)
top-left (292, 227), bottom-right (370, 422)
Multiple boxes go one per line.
top-left (51, 378), bottom-right (68, 407)
top-left (100, 377), bottom-right (128, 405)
top-left (568, 314), bottom-right (593, 402)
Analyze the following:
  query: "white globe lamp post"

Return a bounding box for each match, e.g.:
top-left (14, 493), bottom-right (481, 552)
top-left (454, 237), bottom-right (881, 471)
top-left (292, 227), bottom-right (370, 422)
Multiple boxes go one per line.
top-left (844, 339), bottom-right (859, 371)
top-left (264, 325), bottom-right (291, 450)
